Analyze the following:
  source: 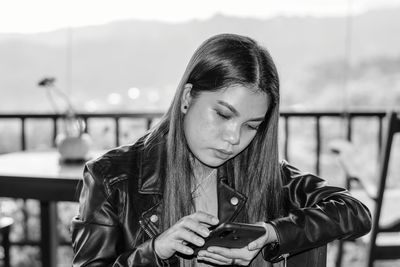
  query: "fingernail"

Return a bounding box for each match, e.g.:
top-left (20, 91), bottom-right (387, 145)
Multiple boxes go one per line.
top-left (202, 229), bottom-right (210, 236)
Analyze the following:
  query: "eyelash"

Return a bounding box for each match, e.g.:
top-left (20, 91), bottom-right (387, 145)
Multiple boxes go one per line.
top-left (216, 110), bottom-right (260, 131)
top-left (247, 124), bottom-right (259, 131)
top-left (216, 111), bottom-right (231, 120)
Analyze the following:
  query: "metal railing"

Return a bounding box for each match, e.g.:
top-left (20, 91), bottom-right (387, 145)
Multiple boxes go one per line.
top-left (0, 110), bottom-right (388, 175)
top-left (280, 111), bottom-right (386, 175)
top-left (0, 112), bottom-right (164, 149)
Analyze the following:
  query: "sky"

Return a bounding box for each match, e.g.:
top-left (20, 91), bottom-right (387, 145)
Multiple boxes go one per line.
top-left (1, 0), bottom-right (400, 33)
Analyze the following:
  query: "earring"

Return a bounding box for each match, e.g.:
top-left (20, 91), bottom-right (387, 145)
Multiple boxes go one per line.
top-left (181, 104), bottom-right (188, 114)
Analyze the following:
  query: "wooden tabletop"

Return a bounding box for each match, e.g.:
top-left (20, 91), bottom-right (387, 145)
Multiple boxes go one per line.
top-left (0, 150), bottom-right (85, 179)
top-left (0, 150), bottom-right (104, 201)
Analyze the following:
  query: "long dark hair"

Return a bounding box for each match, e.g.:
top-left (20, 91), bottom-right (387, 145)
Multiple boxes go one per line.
top-left (146, 33), bottom-right (282, 232)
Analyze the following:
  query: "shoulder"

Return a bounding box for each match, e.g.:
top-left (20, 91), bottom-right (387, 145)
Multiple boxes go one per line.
top-left (279, 160), bottom-right (327, 189)
top-left (84, 136), bottom-right (147, 190)
top-left (279, 160), bottom-right (302, 178)
top-left (279, 160), bottom-right (353, 206)
top-left (279, 160), bottom-right (312, 181)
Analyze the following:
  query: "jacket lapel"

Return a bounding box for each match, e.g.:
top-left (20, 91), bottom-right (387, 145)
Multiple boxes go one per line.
top-left (137, 137), bottom-right (164, 195)
top-left (217, 178), bottom-right (247, 223)
top-left (139, 200), bottom-right (162, 238)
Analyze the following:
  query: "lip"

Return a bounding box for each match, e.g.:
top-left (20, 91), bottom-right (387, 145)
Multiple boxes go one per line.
top-left (214, 148), bottom-right (234, 159)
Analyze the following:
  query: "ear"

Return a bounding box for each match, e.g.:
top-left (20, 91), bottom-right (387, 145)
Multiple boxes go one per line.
top-left (181, 83), bottom-right (193, 114)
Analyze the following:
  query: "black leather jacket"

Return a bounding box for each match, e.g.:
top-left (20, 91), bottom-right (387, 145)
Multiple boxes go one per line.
top-left (71, 136), bottom-right (371, 267)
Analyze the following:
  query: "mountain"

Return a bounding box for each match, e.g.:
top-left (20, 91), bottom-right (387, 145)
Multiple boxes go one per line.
top-left (1, 8), bottom-right (400, 112)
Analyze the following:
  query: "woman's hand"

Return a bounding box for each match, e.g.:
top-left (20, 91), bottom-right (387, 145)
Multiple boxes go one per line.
top-left (154, 211), bottom-right (219, 259)
top-left (196, 222), bottom-right (278, 266)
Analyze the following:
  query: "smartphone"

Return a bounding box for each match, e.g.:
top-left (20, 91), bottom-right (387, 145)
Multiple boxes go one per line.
top-left (192, 222), bottom-right (266, 255)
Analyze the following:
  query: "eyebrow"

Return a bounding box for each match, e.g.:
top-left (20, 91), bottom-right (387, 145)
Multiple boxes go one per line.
top-left (217, 100), bottom-right (265, 121)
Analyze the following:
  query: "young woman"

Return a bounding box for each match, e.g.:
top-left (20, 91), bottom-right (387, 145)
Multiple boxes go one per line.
top-left (71, 33), bottom-right (371, 267)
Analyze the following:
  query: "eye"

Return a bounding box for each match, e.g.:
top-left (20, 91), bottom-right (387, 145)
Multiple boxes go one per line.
top-left (216, 110), bottom-right (231, 120)
top-left (246, 123), bottom-right (260, 131)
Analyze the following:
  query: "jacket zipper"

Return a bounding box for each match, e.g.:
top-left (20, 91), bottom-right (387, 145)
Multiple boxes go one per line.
top-left (139, 220), bottom-right (155, 238)
top-left (139, 220), bottom-right (172, 267)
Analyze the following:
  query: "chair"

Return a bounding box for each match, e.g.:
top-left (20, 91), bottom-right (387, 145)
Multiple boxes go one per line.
top-left (330, 111), bottom-right (400, 267)
top-left (0, 216), bottom-right (13, 267)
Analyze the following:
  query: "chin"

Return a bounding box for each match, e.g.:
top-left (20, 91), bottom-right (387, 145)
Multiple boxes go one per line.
top-left (199, 156), bottom-right (227, 168)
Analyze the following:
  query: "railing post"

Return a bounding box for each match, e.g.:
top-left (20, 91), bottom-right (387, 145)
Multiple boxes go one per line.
top-left (346, 114), bottom-right (352, 141)
top-left (284, 116), bottom-right (290, 161)
top-left (315, 116), bottom-right (321, 175)
top-left (378, 115), bottom-right (383, 157)
top-left (147, 118), bottom-right (153, 130)
top-left (342, 113), bottom-right (353, 190)
top-left (21, 117), bottom-right (26, 151)
top-left (83, 117), bottom-right (89, 133)
top-left (52, 117), bottom-right (58, 147)
top-left (115, 117), bottom-right (120, 147)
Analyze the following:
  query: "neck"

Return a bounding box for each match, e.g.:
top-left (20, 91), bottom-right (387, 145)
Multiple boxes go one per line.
top-left (190, 155), bottom-right (216, 180)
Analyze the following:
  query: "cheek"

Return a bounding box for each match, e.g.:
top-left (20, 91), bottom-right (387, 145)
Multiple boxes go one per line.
top-left (200, 109), bottom-right (221, 133)
top-left (184, 109), bottom-right (219, 147)
top-left (233, 130), bottom-right (257, 155)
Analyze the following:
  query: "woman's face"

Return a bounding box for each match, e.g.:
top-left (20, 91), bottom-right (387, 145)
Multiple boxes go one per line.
top-left (182, 84), bottom-right (269, 168)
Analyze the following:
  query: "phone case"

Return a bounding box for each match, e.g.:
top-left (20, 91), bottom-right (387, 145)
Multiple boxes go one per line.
top-left (192, 222), bottom-right (266, 254)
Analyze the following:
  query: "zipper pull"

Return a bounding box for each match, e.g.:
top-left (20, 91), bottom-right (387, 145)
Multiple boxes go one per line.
top-left (282, 253), bottom-right (289, 267)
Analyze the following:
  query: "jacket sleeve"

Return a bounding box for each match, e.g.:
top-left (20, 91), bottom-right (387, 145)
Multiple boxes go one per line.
top-left (263, 161), bottom-right (372, 262)
top-left (71, 160), bottom-right (167, 267)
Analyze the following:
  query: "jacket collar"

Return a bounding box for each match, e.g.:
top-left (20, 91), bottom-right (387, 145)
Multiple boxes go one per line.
top-left (137, 135), bottom-right (165, 195)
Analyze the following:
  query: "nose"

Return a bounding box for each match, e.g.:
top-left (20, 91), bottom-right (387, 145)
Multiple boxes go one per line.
top-left (222, 123), bottom-right (240, 145)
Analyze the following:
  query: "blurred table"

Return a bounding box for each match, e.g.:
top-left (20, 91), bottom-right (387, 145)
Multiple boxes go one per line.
top-left (0, 150), bottom-right (101, 267)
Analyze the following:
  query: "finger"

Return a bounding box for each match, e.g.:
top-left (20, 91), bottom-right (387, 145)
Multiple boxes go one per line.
top-left (253, 221), bottom-right (266, 227)
top-left (207, 246), bottom-right (253, 262)
top-left (197, 251), bottom-right (232, 265)
top-left (174, 240), bottom-right (194, 255)
top-left (180, 218), bottom-right (211, 238)
top-left (247, 239), bottom-right (264, 251)
top-left (198, 256), bottom-right (228, 266)
top-left (247, 238), bottom-right (264, 251)
top-left (191, 211), bottom-right (219, 226)
top-left (177, 229), bottom-right (205, 247)
top-left (207, 246), bottom-right (236, 258)
top-left (248, 222), bottom-right (271, 250)
top-left (247, 233), bottom-right (268, 251)
top-left (198, 256), bottom-right (231, 266)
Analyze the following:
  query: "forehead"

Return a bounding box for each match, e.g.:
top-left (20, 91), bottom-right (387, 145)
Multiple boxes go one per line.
top-left (198, 85), bottom-right (269, 118)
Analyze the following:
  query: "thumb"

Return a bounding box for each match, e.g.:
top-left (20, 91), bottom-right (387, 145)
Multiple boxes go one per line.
top-left (248, 222), bottom-right (269, 251)
top-left (248, 222), bottom-right (278, 251)
top-left (248, 239), bottom-right (265, 251)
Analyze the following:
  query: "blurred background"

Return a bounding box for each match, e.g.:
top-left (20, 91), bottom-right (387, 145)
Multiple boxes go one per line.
top-left (0, 0), bottom-right (399, 266)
